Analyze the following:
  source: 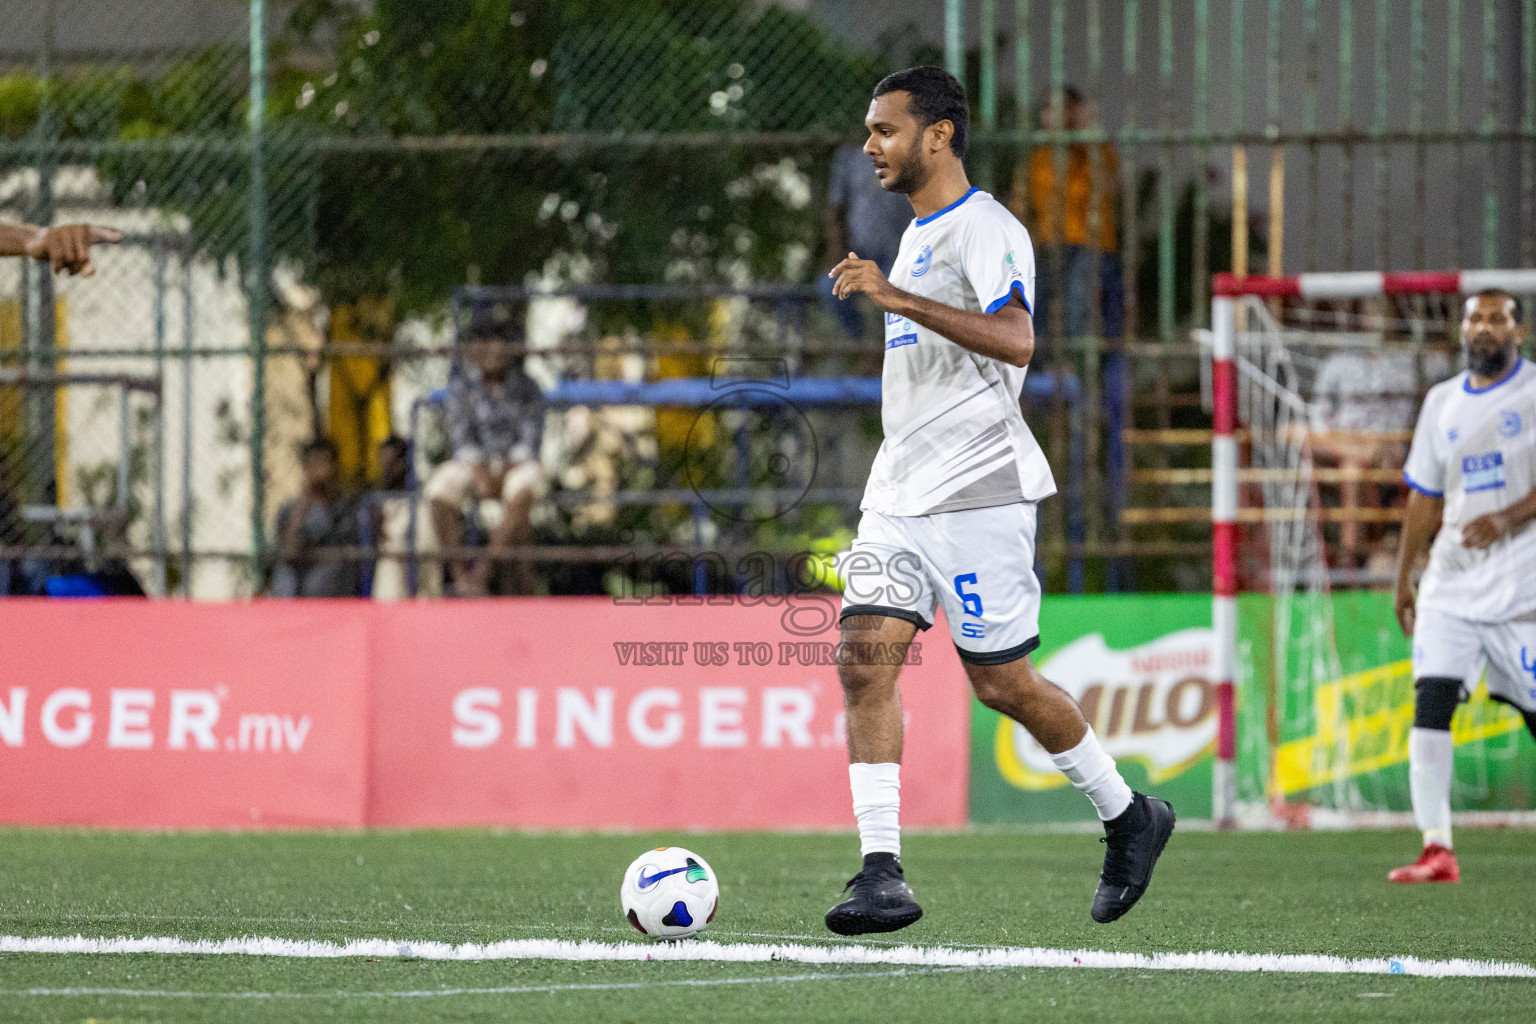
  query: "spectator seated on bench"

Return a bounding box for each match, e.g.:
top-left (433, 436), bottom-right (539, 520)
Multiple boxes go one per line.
top-left (424, 308), bottom-right (547, 597)
top-left (364, 434), bottom-right (420, 601)
top-left (271, 438), bottom-right (364, 598)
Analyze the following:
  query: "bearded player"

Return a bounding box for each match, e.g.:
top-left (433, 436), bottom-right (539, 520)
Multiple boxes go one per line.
top-left (1392, 289), bottom-right (1536, 883)
top-left (822, 67), bottom-right (1175, 935)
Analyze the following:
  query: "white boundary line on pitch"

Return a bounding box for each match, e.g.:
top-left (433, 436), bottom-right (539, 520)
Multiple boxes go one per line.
top-left (1, 935), bottom-right (1532, 979)
top-left (0, 967), bottom-right (979, 1000)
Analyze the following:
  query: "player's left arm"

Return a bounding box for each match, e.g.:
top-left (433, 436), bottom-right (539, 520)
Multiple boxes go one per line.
top-left (0, 223), bottom-right (122, 275)
top-left (829, 253), bottom-right (1034, 367)
top-left (1462, 484), bottom-right (1536, 549)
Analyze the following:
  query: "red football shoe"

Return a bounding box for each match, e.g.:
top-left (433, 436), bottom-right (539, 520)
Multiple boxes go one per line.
top-left (1388, 844), bottom-right (1460, 883)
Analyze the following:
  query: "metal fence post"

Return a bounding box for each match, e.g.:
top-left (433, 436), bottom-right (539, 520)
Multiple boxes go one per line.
top-left (977, 0), bottom-right (996, 192)
top-left (1482, 0), bottom-right (1500, 268)
top-left (1525, 0), bottom-right (1536, 270)
top-left (31, 0), bottom-right (59, 511)
top-left (248, 0), bottom-right (269, 578)
top-left (979, 0), bottom-right (997, 131)
top-left (152, 239), bottom-right (168, 597)
top-left (1341, 0), bottom-right (1357, 267)
top-left (946, 0), bottom-right (965, 80)
top-left (181, 258), bottom-right (195, 598)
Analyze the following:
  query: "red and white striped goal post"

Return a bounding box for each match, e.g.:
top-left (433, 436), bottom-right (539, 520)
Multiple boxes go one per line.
top-left (1208, 270), bottom-right (1536, 828)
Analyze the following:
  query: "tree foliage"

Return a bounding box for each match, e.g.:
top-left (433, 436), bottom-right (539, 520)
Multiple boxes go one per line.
top-left (4, 0), bottom-right (890, 316)
top-left (272, 0), bottom-right (884, 312)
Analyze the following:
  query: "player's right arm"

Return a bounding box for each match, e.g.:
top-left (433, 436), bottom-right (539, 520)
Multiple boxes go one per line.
top-left (830, 212), bottom-right (1038, 367)
top-left (1396, 389), bottom-right (1449, 637)
top-left (1395, 489), bottom-right (1443, 637)
top-left (833, 263), bottom-right (1033, 367)
top-left (0, 223), bottom-right (122, 275)
top-left (1461, 485), bottom-right (1536, 549)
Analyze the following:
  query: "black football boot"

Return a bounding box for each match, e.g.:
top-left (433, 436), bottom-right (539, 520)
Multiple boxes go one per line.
top-left (825, 852), bottom-right (924, 936)
top-left (1092, 792), bottom-right (1177, 923)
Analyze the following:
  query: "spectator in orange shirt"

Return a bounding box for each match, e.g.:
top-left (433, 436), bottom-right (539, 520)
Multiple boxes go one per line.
top-left (1009, 86), bottom-right (1124, 360)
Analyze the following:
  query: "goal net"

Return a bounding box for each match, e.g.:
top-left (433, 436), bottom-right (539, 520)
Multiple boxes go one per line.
top-left (1208, 272), bottom-right (1536, 828)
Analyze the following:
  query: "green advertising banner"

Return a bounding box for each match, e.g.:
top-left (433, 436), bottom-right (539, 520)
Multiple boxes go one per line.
top-left (1236, 590), bottom-right (1536, 814)
top-left (970, 592), bottom-right (1536, 824)
top-left (971, 594), bottom-right (1215, 823)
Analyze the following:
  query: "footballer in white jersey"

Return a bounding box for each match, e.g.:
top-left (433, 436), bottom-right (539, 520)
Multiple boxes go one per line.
top-left (818, 66), bottom-right (1174, 938)
top-left (1391, 289), bottom-right (1536, 884)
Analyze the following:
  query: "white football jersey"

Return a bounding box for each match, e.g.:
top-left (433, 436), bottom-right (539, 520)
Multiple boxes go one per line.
top-left (1404, 357), bottom-right (1536, 622)
top-left (860, 187), bottom-right (1056, 517)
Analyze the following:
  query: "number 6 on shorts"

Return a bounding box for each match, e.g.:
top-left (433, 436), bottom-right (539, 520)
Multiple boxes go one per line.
top-left (954, 573), bottom-right (984, 617)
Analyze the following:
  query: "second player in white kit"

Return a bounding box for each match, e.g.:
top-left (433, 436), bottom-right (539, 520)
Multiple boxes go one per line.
top-left (1392, 290), bottom-right (1536, 883)
top-left (820, 66), bottom-right (1174, 937)
top-left (1405, 355), bottom-right (1536, 708)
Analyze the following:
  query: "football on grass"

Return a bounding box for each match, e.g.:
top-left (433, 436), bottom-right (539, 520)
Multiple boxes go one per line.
top-left (621, 846), bottom-right (719, 940)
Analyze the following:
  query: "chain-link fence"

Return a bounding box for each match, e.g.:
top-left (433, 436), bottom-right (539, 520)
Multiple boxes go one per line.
top-left (1, 0), bottom-right (1532, 598)
top-left (0, 228), bottom-right (258, 597)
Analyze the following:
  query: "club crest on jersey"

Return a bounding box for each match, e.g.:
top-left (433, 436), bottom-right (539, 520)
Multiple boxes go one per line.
top-left (911, 244), bottom-right (932, 277)
top-left (1462, 451), bottom-right (1506, 493)
top-left (1448, 426), bottom-right (1460, 443)
top-left (1499, 410), bottom-right (1522, 438)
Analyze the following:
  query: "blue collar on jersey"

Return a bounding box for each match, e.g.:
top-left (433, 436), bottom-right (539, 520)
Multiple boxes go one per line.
top-left (1463, 356), bottom-right (1524, 394)
top-left (914, 186), bottom-right (980, 226)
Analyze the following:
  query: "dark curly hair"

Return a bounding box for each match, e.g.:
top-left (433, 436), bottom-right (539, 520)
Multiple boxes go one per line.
top-left (873, 66), bottom-right (970, 159)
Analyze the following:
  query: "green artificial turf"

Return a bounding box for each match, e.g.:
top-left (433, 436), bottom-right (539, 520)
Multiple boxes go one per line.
top-left (0, 827), bottom-right (1531, 1022)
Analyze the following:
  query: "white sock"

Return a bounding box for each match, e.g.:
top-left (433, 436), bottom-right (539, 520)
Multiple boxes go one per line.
top-left (848, 762), bottom-right (901, 857)
top-left (1409, 727), bottom-right (1454, 849)
top-left (1050, 727), bottom-right (1134, 821)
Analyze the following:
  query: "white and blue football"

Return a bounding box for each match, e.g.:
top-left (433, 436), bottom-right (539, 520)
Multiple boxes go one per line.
top-left (621, 846), bottom-right (719, 940)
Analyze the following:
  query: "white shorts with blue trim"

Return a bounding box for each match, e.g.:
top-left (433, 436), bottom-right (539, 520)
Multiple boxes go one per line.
top-left (1412, 604), bottom-right (1536, 713)
top-left (837, 503), bottom-right (1042, 665)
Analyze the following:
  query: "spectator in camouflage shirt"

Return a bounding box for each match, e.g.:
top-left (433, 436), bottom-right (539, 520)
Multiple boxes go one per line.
top-left (425, 309), bottom-right (547, 596)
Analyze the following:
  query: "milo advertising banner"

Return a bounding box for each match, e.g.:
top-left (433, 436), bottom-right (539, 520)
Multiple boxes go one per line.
top-left (971, 592), bottom-right (1536, 823)
top-left (971, 594), bottom-right (1216, 822)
